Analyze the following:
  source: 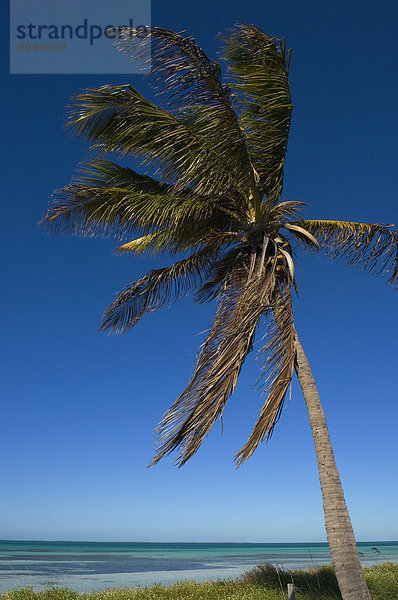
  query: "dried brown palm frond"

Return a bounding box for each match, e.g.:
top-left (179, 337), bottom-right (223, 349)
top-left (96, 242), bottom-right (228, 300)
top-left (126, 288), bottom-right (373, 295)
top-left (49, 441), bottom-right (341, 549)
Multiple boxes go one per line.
top-left (151, 265), bottom-right (278, 467)
top-left (194, 245), bottom-right (248, 302)
top-left (99, 237), bottom-right (228, 334)
top-left (300, 220), bottom-right (398, 287)
top-left (234, 284), bottom-right (295, 466)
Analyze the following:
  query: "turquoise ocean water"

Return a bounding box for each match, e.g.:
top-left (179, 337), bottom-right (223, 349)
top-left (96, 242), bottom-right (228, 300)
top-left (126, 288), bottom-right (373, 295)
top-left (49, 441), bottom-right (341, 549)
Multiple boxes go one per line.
top-left (1, 540), bottom-right (397, 592)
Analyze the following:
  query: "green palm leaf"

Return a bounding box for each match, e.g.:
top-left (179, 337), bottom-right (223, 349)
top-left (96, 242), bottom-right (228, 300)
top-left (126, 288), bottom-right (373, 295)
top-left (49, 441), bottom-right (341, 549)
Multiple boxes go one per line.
top-left (116, 27), bottom-right (254, 196)
top-left (67, 68), bottom-right (253, 199)
top-left (40, 159), bottom-right (241, 248)
top-left (119, 27), bottom-right (254, 194)
top-left (114, 231), bottom-right (173, 255)
top-left (67, 85), bottom-right (233, 195)
top-left (222, 24), bottom-right (293, 204)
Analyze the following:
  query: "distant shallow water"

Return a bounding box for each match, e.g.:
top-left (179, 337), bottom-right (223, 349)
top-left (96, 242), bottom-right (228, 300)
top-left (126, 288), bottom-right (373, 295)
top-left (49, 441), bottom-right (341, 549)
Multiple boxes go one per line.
top-left (1, 540), bottom-right (397, 592)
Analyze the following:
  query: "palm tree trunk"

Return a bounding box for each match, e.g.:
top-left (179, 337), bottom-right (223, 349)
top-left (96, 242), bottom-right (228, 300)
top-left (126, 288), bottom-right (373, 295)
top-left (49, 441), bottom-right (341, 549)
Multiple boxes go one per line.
top-left (294, 330), bottom-right (371, 600)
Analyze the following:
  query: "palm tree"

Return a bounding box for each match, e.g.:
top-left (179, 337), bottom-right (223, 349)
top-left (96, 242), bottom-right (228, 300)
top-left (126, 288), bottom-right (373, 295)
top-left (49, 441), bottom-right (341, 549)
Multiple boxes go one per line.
top-left (40, 25), bottom-right (398, 600)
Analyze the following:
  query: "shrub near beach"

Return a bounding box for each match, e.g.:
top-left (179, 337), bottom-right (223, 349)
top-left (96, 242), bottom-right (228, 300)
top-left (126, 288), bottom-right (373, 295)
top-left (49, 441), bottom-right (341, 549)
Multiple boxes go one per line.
top-left (2, 563), bottom-right (398, 600)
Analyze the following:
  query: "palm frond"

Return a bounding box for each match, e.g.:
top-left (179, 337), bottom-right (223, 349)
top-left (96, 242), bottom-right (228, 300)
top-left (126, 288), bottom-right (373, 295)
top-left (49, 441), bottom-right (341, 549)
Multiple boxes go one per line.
top-left (66, 81), bottom-right (248, 198)
top-left (282, 223), bottom-right (320, 249)
top-left (40, 159), bottom-right (171, 237)
top-left (119, 27), bottom-right (233, 110)
top-left (195, 245), bottom-right (247, 302)
top-left (222, 24), bottom-right (293, 204)
top-left (117, 27), bottom-right (255, 195)
top-left (235, 285), bottom-right (295, 466)
top-left (151, 267), bottom-right (277, 467)
top-left (100, 237), bottom-right (226, 333)
top-left (299, 220), bottom-right (398, 287)
top-left (114, 231), bottom-right (172, 255)
top-left (40, 159), bottom-right (238, 247)
top-left (272, 201), bottom-right (308, 221)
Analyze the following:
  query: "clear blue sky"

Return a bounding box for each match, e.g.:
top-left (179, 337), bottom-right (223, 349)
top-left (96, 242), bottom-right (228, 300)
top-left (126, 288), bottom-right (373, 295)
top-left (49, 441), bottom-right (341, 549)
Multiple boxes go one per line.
top-left (1, 0), bottom-right (397, 543)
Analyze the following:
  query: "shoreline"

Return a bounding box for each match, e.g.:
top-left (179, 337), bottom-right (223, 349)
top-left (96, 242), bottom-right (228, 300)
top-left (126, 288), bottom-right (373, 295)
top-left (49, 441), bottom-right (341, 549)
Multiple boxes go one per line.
top-left (1, 540), bottom-right (397, 592)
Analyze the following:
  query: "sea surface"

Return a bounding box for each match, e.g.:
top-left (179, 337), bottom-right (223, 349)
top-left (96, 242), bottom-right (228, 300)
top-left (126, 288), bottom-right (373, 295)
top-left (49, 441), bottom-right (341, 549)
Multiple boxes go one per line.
top-left (1, 540), bottom-right (397, 592)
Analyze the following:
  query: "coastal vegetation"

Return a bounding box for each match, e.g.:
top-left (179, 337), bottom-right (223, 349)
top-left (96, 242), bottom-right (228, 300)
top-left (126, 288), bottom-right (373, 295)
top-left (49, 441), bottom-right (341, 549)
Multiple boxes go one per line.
top-left (40, 25), bottom-right (398, 600)
top-left (3, 563), bottom-right (398, 600)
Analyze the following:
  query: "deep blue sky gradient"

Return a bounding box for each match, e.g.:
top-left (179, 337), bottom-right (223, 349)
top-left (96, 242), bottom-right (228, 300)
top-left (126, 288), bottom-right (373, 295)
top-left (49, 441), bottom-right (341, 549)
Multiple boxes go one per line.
top-left (1, 0), bottom-right (397, 542)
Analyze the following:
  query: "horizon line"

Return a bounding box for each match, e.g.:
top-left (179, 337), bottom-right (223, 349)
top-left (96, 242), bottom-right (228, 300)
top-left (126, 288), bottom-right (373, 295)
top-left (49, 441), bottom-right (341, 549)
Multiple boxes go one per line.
top-left (1, 538), bottom-right (397, 544)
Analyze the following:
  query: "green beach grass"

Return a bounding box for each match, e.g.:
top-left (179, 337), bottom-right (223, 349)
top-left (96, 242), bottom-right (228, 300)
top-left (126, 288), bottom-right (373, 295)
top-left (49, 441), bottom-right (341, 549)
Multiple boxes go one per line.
top-left (1, 563), bottom-right (397, 600)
